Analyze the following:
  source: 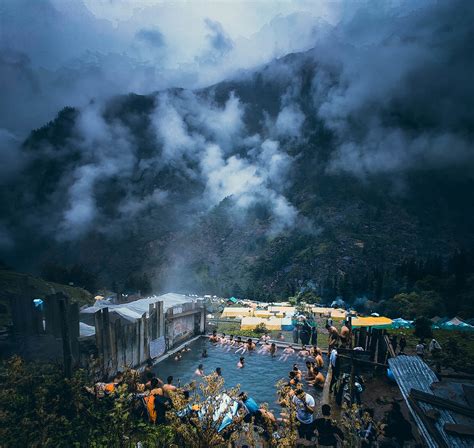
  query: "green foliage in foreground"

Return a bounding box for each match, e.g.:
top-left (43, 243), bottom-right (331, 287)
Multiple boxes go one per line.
top-left (0, 357), bottom-right (173, 448)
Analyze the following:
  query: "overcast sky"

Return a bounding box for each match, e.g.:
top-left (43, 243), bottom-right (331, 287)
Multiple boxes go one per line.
top-left (0, 0), bottom-right (346, 138)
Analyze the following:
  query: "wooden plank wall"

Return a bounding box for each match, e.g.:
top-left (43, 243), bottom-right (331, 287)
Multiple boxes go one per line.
top-left (93, 301), bottom-right (164, 375)
top-left (9, 293), bottom-right (79, 363)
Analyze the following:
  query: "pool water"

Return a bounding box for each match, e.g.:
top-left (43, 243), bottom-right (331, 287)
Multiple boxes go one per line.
top-left (153, 338), bottom-right (325, 411)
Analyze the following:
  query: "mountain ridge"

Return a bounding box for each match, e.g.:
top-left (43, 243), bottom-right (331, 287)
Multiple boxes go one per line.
top-left (1, 44), bottom-right (474, 318)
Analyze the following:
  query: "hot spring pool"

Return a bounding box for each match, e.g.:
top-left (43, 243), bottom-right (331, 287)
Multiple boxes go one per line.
top-left (153, 337), bottom-right (325, 410)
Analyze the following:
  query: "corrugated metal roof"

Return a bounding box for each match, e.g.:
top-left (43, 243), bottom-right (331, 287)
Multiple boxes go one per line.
top-left (389, 355), bottom-right (473, 448)
top-left (80, 292), bottom-right (203, 322)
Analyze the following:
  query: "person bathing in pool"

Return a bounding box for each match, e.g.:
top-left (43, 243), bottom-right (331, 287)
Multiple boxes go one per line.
top-left (315, 347), bottom-right (324, 368)
top-left (226, 335), bottom-right (235, 351)
top-left (258, 341), bottom-right (270, 354)
top-left (279, 345), bottom-right (295, 361)
top-left (235, 340), bottom-right (248, 355)
top-left (308, 365), bottom-right (326, 389)
top-left (174, 350), bottom-right (182, 361)
top-left (234, 337), bottom-right (245, 353)
top-left (293, 364), bottom-right (303, 381)
top-left (237, 357), bottom-right (245, 368)
top-left (305, 361), bottom-right (316, 382)
top-left (219, 333), bottom-right (227, 345)
top-left (246, 338), bottom-right (256, 351)
top-left (298, 345), bottom-right (310, 359)
top-left (269, 342), bottom-right (277, 357)
top-left (209, 330), bottom-right (219, 343)
top-left (195, 364), bottom-right (204, 376)
top-left (236, 338), bottom-right (256, 355)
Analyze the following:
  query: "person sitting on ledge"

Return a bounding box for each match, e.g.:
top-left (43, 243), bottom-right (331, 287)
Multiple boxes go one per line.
top-left (85, 371), bottom-right (123, 398)
top-left (162, 375), bottom-right (177, 396)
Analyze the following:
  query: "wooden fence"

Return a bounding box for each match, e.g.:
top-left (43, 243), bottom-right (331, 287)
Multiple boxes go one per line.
top-left (9, 293), bottom-right (79, 374)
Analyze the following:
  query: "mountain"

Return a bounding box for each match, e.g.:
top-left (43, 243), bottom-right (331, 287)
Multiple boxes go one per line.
top-left (1, 38), bottom-right (474, 318)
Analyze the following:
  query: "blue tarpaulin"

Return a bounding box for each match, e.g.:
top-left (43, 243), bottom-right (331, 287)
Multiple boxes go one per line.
top-left (392, 318), bottom-right (413, 329)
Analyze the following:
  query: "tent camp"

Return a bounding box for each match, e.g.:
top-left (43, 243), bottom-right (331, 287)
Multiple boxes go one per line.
top-left (439, 317), bottom-right (474, 331)
top-left (311, 307), bottom-right (348, 319)
top-left (267, 306), bottom-right (295, 315)
top-left (221, 307), bottom-right (253, 318)
top-left (351, 316), bottom-right (393, 329)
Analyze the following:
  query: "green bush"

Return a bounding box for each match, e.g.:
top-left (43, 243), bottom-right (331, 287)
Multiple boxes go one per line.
top-left (253, 323), bottom-right (267, 334)
top-left (414, 316), bottom-right (433, 340)
top-left (0, 357), bottom-right (173, 447)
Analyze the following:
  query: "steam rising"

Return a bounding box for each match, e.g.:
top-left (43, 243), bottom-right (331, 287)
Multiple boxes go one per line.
top-left (1, 0), bottom-right (473, 291)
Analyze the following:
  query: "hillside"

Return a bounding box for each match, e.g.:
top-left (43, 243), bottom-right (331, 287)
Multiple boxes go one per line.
top-left (0, 269), bottom-right (93, 328)
top-left (1, 41), bottom-right (474, 318)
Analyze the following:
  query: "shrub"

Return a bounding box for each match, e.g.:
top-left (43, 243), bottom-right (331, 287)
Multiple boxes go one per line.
top-left (414, 316), bottom-right (433, 340)
top-left (254, 323), bottom-right (267, 334)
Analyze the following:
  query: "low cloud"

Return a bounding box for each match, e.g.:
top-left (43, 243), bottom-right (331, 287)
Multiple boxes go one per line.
top-left (309, 0), bottom-right (474, 176)
top-left (135, 28), bottom-right (165, 48)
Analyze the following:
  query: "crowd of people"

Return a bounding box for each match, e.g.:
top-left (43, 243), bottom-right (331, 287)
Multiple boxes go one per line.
top-left (83, 323), bottom-right (418, 447)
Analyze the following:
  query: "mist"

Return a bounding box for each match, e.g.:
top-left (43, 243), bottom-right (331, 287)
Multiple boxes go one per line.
top-left (1, 0), bottom-right (474, 295)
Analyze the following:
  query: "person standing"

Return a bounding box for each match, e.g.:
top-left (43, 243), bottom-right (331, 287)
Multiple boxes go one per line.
top-left (292, 388), bottom-right (316, 441)
top-left (292, 324), bottom-right (299, 344)
top-left (327, 324), bottom-right (340, 352)
top-left (415, 341), bottom-right (425, 359)
top-left (311, 322), bottom-right (318, 346)
top-left (314, 404), bottom-right (344, 447)
top-left (329, 348), bottom-right (340, 393)
top-left (399, 335), bottom-right (407, 354)
top-left (340, 322), bottom-right (350, 348)
top-left (300, 319), bottom-right (311, 345)
top-left (429, 338), bottom-right (442, 355)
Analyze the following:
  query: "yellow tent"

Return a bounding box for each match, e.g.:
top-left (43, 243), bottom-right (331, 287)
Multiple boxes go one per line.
top-left (254, 310), bottom-right (272, 318)
top-left (266, 317), bottom-right (283, 330)
top-left (330, 308), bottom-right (348, 320)
top-left (311, 306), bottom-right (332, 316)
top-left (240, 316), bottom-right (282, 331)
top-left (268, 306), bottom-right (295, 314)
top-left (351, 316), bottom-right (392, 328)
top-left (221, 307), bottom-right (253, 318)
